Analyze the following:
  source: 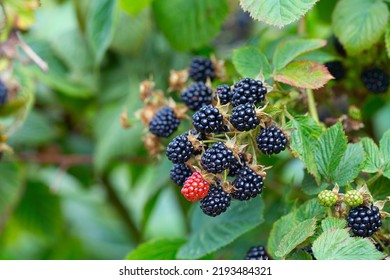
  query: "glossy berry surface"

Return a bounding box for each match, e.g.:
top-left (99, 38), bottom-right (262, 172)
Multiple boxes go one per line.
top-left (170, 164), bottom-right (192, 186)
top-left (232, 166), bottom-right (263, 200)
top-left (166, 135), bottom-right (194, 164)
top-left (189, 57), bottom-right (215, 82)
top-left (256, 126), bottom-right (287, 155)
top-left (201, 142), bottom-right (236, 174)
top-left (181, 172), bottom-right (210, 202)
top-left (200, 184), bottom-right (231, 217)
top-left (231, 78), bottom-right (267, 107)
top-left (214, 84), bottom-right (232, 105)
top-left (245, 246), bottom-right (269, 260)
top-left (346, 205), bottom-right (382, 237)
top-left (230, 103), bottom-right (260, 131)
top-left (149, 107), bottom-right (180, 137)
top-left (192, 105), bottom-right (224, 134)
top-left (181, 82), bottom-right (212, 111)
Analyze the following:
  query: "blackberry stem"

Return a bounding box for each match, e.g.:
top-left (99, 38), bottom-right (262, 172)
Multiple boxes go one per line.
top-left (306, 89), bottom-right (319, 123)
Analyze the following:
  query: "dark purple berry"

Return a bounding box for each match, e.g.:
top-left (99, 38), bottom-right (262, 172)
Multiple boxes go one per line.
top-left (189, 57), bottom-right (215, 82)
top-left (245, 246), bottom-right (269, 260)
top-left (201, 142), bottom-right (236, 174)
top-left (256, 126), bottom-right (287, 155)
top-left (346, 205), bottom-right (382, 237)
top-left (192, 105), bottom-right (224, 134)
top-left (361, 68), bottom-right (389, 93)
top-left (232, 166), bottom-right (263, 201)
top-left (170, 164), bottom-right (192, 186)
top-left (214, 84), bottom-right (232, 105)
top-left (230, 103), bottom-right (260, 131)
top-left (200, 184), bottom-right (231, 217)
top-left (166, 135), bottom-right (194, 164)
top-left (181, 82), bottom-right (212, 111)
top-left (231, 78), bottom-right (267, 107)
top-left (149, 107), bottom-right (180, 138)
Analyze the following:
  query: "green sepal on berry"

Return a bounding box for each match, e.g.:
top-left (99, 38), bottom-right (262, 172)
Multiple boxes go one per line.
top-left (344, 190), bottom-right (364, 207)
top-left (318, 190), bottom-right (338, 207)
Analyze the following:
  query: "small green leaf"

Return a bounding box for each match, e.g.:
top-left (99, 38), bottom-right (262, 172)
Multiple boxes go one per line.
top-left (332, 0), bottom-right (389, 55)
top-left (233, 46), bottom-right (272, 80)
top-left (386, 23), bottom-right (390, 59)
top-left (287, 250), bottom-right (313, 260)
top-left (275, 218), bottom-right (317, 258)
top-left (321, 217), bottom-right (347, 232)
top-left (379, 130), bottom-right (390, 179)
top-left (126, 238), bottom-right (186, 260)
top-left (314, 123), bottom-right (347, 181)
top-left (119, 0), bottom-right (151, 16)
top-left (273, 39), bottom-right (327, 70)
top-left (239, 0), bottom-right (319, 28)
top-left (177, 197), bottom-right (264, 260)
top-left (361, 137), bottom-right (382, 173)
top-left (274, 61), bottom-right (334, 89)
top-left (313, 228), bottom-right (385, 260)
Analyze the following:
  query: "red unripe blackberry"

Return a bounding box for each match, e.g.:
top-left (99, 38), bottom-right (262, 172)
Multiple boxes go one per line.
top-left (181, 172), bottom-right (209, 202)
top-left (170, 164), bottom-right (192, 186)
top-left (230, 103), bottom-right (260, 131)
top-left (346, 205), bottom-right (382, 237)
top-left (214, 84), bottom-right (232, 105)
top-left (231, 78), bottom-right (267, 107)
top-left (189, 57), bottom-right (215, 82)
top-left (181, 82), bottom-right (212, 111)
top-left (361, 68), bottom-right (389, 93)
top-left (0, 80), bottom-right (8, 106)
top-left (200, 184), bottom-right (231, 217)
top-left (244, 246), bottom-right (269, 260)
top-left (192, 105), bottom-right (224, 134)
top-left (166, 135), bottom-right (194, 164)
top-left (256, 126), bottom-right (287, 155)
top-left (149, 107), bottom-right (180, 137)
top-left (324, 61), bottom-right (345, 81)
top-left (232, 166), bottom-right (263, 200)
top-left (201, 142), bottom-right (236, 174)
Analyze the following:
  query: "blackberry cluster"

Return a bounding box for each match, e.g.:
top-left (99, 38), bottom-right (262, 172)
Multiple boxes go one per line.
top-left (324, 61), bottom-right (345, 81)
top-left (200, 184), bottom-right (231, 217)
top-left (231, 78), bottom-right (267, 107)
top-left (244, 246), bottom-right (270, 260)
top-left (170, 164), bottom-right (192, 186)
top-left (201, 142), bottom-right (236, 174)
top-left (192, 105), bottom-right (224, 134)
top-left (166, 135), bottom-right (194, 164)
top-left (361, 68), bottom-right (389, 93)
top-left (181, 82), bottom-right (213, 111)
top-left (232, 166), bottom-right (263, 200)
top-left (214, 84), bottom-right (232, 105)
top-left (256, 126), bottom-right (287, 155)
top-left (230, 103), bottom-right (260, 131)
top-left (346, 205), bottom-right (382, 237)
top-left (189, 57), bottom-right (215, 82)
top-left (149, 107), bottom-right (180, 137)
top-left (0, 80), bottom-right (8, 106)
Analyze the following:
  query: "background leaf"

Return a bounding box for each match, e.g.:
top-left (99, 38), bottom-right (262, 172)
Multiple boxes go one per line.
top-left (321, 217), bottom-right (347, 232)
top-left (119, 0), bottom-right (151, 16)
top-left (126, 238), bottom-right (186, 260)
top-left (379, 130), bottom-right (390, 179)
top-left (233, 46), bottom-right (272, 80)
top-left (361, 137), bottom-right (382, 173)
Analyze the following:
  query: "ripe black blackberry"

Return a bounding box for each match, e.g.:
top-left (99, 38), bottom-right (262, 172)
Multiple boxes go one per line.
top-left (149, 107), bottom-right (180, 137)
top-left (170, 163), bottom-right (192, 186)
top-left (232, 166), bottom-right (263, 200)
top-left (192, 105), bottom-right (224, 134)
top-left (166, 135), bottom-right (194, 164)
top-left (256, 126), bottom-right (287, 155)
top-left (201, 142), bottom-right (235, 174)
top-left (200, 184), bottom-right (231, 217)
top-left (231, 78), bottom-right (267, 107)
top-left (214, 84), bottom-right (232, 105)
top-left (333, 36), bottom-right (347, 57)
top-left (324, 61), bottom-right (345, 81)
top-left (181, 82), bottom-right (212, 111)
top-left (346, 205), bottom-right (382, 237)
top-left (228, 154), bottom-right (245, 177)
top-left (361, 68), bottom-right (389, 93)
top-left (245, 246), bottom-right (269, 260)
top-left (230, 103), bottom-right (260, 131)
top-left (0, 80), bottom-right (8, 106)
top-left (375, 243), bottom-right (384, 252)
top-left (189, 57), bottom-right (215, 82)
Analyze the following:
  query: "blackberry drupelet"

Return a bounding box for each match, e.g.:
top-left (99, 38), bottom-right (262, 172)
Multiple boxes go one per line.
top-left (192, 105), bottom-right (224, 134)
top-left (361, 68), bottom-right (389, 93)
top-left (181, 82), bottom-right (213, 111)
top-left (245, 246), bottom-right (269, 260)
top-left (346, 205), bottom-right (382, 237)
top-left (231, 78), bottom-right (267, 107)
top-left (214, 84), bottom-right (232, 105)
top-left (232, 166), bottom-right (263, 200)
top-left (0, 80), bottom-right (8, 106)
top-left (230, 103), bottom-right (260, 131)
top-left (170, 164), bottom-right (192, 186)
top-left (256, 126), bottom-right (287, 155)
top-left (149, 106), bottom-right (180, 137)
top-left (189, 57), bottom-right (215, 82)
top-left (200, 184), bottom-right (231, 217)
top-left (324, 61), bottom-right (345, 81)
top-left (201, 142), bottom-right (236, 174)
top-left (166, 135), bottom-right (194, 164)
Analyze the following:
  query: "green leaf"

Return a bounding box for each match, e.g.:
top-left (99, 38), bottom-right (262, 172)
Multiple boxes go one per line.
top-left (379, 130), bottom-right (390, 178)
top-left (177, 197), bottom-right (264, 259)
top-left (370, 176), bottom-right (390, 200)
top-left (313, 228), bottom-right (385, 260)
top-left (314, 123), bottom-right (347, 181)
top-left (119, 0), bottom-right (151, 16)
top-left (152, 0), bottom-right (228, 51)
top-left (274, 61), bottom-right (334, 89)
top-left (386, 23), bottom-right (390, 59)
top-left (301, 172), bottom-right (328, 195)
top-left (331, 143), bottom-right (365, 186)
top-left (233, 46), bottom-right (272, 80)
top-left (286, 115), bottom-right (323, 182)
top-left (275, 218), bottom-right (317, 258)
top-left (321, 217), bottom-right (347, 232)
top-left (239, 0), bottom-right (319, 28)
top-left (126, 238), bottom-right (186, 260)
top-left (273, 39), bottom-right (327, 70)
top-left (86, 0), bottom-right (117, 64)
top-left (287, 250), bottom-right (313, 260)
top-left (332, 0), bottom-right (389, 55)
top-left (361, 137), bottom-right (382, 173)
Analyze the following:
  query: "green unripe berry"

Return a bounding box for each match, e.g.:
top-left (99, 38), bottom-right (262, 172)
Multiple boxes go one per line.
top-left (344, 190), bottom-right (363, 207)
top-left (318, 190), bottom-right (338, 207)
